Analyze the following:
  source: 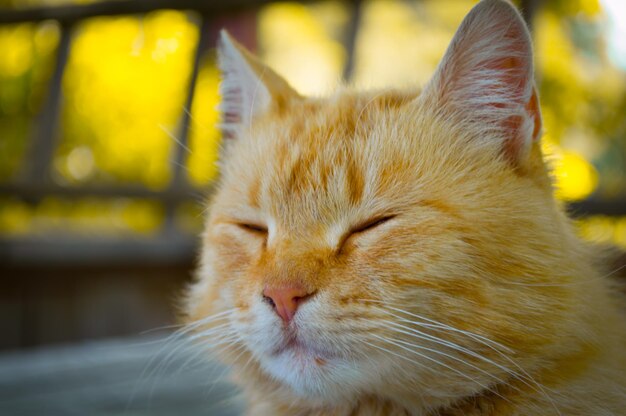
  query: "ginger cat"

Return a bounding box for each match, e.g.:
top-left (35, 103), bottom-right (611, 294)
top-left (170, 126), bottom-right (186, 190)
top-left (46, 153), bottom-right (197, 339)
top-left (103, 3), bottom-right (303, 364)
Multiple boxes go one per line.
top-left (184, 0), bottom-right (626, 414)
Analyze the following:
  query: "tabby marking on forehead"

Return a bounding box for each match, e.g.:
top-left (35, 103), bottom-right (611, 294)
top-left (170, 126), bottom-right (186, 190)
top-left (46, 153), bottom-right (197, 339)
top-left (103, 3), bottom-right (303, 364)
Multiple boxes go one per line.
top-left (185, 1), bottom-right (626, 415)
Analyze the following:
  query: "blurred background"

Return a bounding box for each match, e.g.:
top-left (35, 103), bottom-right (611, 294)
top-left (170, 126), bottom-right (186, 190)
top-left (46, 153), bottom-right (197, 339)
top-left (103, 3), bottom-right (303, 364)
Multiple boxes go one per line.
top-left (0, 0), bottom-right (625, 413)
top-left (1, 0), bottom-right (625, 352)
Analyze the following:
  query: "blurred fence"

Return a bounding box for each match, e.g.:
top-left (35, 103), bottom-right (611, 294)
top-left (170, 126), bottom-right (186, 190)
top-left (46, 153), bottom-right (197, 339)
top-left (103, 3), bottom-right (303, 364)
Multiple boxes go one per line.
top-left (0, 0), bottom-right (364, 351)
top-left (0, 0), bottom-right (367, 266)
top-left (0, 0), bottom-right (624, 351)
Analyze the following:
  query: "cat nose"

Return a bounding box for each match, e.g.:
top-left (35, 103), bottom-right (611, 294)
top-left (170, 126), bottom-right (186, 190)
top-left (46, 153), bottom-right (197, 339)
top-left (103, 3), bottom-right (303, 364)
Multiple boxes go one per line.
top-left (262, 284), bottom-right (315, 323)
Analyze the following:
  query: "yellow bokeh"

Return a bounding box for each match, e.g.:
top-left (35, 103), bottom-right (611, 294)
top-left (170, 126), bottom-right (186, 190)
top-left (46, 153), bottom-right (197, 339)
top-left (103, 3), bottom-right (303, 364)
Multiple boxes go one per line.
top-left (188, 1), bottom-right (353, 186)
top-left (0, 24), bottom-right (34, 77)
top-left (0, 196), bottom-right (163, 236)
top-left (535, 6), bottom-right (625, 202)
top-left (0, 0), bottom-right (624, 243)
top-left (354, 0), bottom-right (473, 89)
top-left (119, 199), bottom-right (163, 234)
top-left (580, 0), bottom-right (601, 15)
top-left (258, 2), bottom-right (346, 95)
top-left (0, 21), bottom-right (60, 179)
top-left (187, 56), bottom-right (221, 186)
top-left (58, 11), bottom-right (199, 188)
top-left (0, 198), bottom-right (32, 234)
top-left (552, 148), bottom-right (599, 201)
top-left (577, 215), bottom-right (626, 249)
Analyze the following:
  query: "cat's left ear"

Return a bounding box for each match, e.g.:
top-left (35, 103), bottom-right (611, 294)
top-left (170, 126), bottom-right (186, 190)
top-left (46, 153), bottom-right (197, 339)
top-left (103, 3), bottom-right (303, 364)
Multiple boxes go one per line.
top-left (422, 0), bottom-right (542, 164)
top-left (217, 31), bottom-right (300, 139)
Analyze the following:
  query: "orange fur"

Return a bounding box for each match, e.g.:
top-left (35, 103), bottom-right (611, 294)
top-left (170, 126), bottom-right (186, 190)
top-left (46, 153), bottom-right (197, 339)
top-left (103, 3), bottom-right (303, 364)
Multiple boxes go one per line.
top-left (185, 1), bottom-right (626, 414)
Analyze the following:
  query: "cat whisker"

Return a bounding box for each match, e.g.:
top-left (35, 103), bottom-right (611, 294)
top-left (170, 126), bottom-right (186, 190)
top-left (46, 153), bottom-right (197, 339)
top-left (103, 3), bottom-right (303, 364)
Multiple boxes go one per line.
top-left (380, 325), bottom-right (525, 395)
top-left (361, 338), bottom-right (430, 371)
top-left (148, 323), bottom-right (235, 390)
top-left (205, 342), bottom-right (249, 396)
top-left (185, 322), bottom-right (234, 342)
top-left (159, 123), bottom-right (193, 154)
top-left (139, 321), bottom-right (188, 335)
top-left (173, 331), bottom-right (241, 376)
top-left (361, 300), bottom-right (562, 415)
top-left (383, 317), bottom-right (523, 375)
top-left (235, 345), bottom-right (257, 377)
top-left (139, 324), bottom-right (205, 345)
top-left (147, 329), bottom-right (240, 406)
top-left (179, 328), bottom-right (239, 360)
top-left (383, 316), bottom-right (554, 398)
top-left (371, 334), bottom-right (512, 405)
top-left (358, 299), bottom-right (514, 354)
top-left (171, 159), bottom-right (193, 174)
top-left (377, 329), bottom-right (561, 415)
top-left (127, 309), bottom-right (236, 409)
top-left (183, 106), bottom-right (210, 131)
top-left (355, 92), bottom-right (385, 133)
top-left (148, 322), bottom-right (235, 378)
top-left (382, 321), bottom-right (516, 377)
top-left (246, 65), bottom-right (269, 134)
top-left (136, 315), bottom-right (232, 381)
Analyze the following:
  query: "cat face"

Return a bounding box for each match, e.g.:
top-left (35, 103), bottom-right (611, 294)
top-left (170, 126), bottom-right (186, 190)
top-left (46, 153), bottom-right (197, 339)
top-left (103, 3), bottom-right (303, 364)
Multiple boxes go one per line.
top-left (187, 0), bottom-right (579, 408)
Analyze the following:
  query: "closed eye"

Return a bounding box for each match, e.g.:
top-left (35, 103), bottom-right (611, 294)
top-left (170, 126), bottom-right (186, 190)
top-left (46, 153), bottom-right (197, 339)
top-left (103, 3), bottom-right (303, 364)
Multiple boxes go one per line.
top-left (237, 222), bottom-right (268, 234)
top-left (336, 215), bottom-right (395, 254)
top-left (350, 215), bottom-right (395, 235)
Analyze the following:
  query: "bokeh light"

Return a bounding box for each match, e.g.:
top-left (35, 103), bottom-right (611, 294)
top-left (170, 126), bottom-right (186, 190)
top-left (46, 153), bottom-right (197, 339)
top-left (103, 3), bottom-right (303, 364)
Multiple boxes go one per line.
top-left (258, 1), bottom-right (348, 95)
top-left (353, 0), bottom-right (473, 89)
top-left (57, 11), bottom-right (199, 188)
top-left (0, 0), bottom-right (625, 250)
top-left (186, 55), bottom-right (221, 186)
top-left (0, 21), bottom-right (59, 180)
top-left (0, 196), bottom-right (163, 236)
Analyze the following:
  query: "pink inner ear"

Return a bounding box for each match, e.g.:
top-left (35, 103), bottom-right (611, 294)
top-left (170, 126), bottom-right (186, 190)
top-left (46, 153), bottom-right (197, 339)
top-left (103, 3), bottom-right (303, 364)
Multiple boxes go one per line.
top-left (527, 87), bottom-right (542, 141)
top-left (501, 87), bottom-right (541, 163)
top-left (480, 55), bottom-right (528, 107)
top-left (425, 0), bottom-right (541, 164)
top-left (502, 115), bottom-right (526, 163)
top-left (222, 86), bottom-right (242, 140)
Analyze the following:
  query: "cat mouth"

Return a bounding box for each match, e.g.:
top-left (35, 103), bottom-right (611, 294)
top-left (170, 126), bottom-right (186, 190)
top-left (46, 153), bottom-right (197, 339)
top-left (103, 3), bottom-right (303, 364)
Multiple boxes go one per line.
top-left (271, 335), bottom-right (335, 364)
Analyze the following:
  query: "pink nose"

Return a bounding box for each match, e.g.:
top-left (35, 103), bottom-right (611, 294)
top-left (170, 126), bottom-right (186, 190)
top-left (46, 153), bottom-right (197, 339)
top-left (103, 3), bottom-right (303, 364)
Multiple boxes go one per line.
top-left (263, 284), bottom-right (314, 323)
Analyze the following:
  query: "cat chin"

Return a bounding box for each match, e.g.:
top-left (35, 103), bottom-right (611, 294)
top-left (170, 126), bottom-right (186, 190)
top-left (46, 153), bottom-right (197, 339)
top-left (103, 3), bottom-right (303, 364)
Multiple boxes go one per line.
top-left (259, 349), bottom-right (364, 402)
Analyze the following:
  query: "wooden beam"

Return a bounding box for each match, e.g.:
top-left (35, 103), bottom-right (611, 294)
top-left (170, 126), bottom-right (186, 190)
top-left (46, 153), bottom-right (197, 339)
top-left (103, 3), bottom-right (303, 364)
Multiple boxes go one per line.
top-left (342, 0), bottom-right (363, 83)
top-left (0, 0), bottom-right (351, 25)
top-left (520, 0), bottom-right (540, 30)
top-left (0, 182), bottom-right (209, 204)
top-left (22, 24), bottom-right (72, 184)
top-left (0, 235), bottom-right (196, 268)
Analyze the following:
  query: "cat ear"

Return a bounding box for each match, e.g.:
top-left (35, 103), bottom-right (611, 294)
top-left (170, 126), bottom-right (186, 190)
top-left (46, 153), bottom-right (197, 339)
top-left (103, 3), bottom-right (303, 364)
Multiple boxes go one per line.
top-left (217, 30), bottom-right (300, 139)
top-left (423, 0), bottom-right (542, 164)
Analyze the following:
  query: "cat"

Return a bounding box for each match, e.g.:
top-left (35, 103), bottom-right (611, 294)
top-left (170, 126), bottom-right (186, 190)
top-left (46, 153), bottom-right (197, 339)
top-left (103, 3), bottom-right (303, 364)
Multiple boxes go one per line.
top-left (183, 0), bottom-right (626, 414)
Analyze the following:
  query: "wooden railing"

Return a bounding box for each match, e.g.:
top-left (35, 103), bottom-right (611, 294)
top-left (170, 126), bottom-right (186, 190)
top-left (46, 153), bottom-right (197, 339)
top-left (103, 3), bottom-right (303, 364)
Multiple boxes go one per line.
top-left (0, 0), bottom-right (621, 268)
top-left (0, 0), bottom-right (363, 267)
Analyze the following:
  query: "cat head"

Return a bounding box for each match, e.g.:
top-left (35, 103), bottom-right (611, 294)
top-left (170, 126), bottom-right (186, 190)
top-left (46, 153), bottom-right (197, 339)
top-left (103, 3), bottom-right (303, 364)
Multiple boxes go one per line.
top-left (186, 0), bottom-right (587, 409)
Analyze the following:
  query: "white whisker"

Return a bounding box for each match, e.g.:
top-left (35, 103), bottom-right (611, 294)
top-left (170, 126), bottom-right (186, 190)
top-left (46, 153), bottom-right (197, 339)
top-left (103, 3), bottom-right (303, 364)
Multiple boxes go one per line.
top-left (126, 309), bottom-right (235, 409)
top-left (359, 299), bottom-right (514, 353)
top-left (359, 299), bottom-right (562, 415)
top-left (159, 123), bottom-right (192, 154)
top-left (382, 323), bottom-right (513, 386)
top-left (371, 334), bottom-right (508, 403)
top-left (205, 342), bottom-right (249, 396)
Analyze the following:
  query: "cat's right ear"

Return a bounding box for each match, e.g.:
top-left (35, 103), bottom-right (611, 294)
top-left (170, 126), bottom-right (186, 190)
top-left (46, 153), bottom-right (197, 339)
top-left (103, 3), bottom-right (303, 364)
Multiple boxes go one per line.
top-left (421, 0), bottom-right (542, 166)
top-left (217, 31), bottom-right (300, 139)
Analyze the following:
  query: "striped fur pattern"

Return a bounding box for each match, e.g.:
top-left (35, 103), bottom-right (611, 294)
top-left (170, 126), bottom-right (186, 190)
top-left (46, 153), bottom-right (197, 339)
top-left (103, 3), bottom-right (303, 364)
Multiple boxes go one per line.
top-left (184, 1), bottom-right (626, 414)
